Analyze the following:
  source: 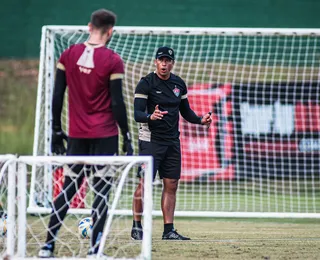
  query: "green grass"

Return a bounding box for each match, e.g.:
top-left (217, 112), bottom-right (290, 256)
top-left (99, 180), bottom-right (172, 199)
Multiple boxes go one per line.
top-left (7, 215), bottom-right (320, 259)
top-left (51, 178), bottom-right (320, 215)
top-left (114, 180), bottom-right (320, 213)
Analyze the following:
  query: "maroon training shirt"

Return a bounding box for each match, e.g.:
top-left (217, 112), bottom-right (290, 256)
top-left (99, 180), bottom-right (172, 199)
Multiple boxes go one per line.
top-left (57, 42), bottom-right (124, 138)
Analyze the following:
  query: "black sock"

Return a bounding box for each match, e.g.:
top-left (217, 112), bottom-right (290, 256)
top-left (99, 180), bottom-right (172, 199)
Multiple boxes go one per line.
top-left (90, 176), bottom-right (111, 254)
top-left (164, 223), bottom-right (174, 234)
top-left (133, 220), bottom-right (142, 229)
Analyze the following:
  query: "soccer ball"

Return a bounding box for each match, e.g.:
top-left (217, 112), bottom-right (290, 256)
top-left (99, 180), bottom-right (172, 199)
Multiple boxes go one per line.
top-left (0, 217), bottom-right (7, 237)
top-left (78, 217), bottom-right (92, 239)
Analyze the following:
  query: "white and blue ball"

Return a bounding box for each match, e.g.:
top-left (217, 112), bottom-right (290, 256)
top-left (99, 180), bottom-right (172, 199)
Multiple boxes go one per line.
top-left (78, 217), bottom-right (92, 239)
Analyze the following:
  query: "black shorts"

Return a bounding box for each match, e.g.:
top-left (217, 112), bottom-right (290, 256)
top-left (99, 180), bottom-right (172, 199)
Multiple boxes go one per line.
top-left (67, 136), bottom-right (118, 156)
top-left (66, 136), bottom-right (118, 175)
top-left (137, 140), bottom-right (181, 180)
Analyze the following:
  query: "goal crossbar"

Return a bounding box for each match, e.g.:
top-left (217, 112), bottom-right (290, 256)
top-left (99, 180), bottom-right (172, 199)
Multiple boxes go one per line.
top-left (44, 25), bottom-right (320, 35)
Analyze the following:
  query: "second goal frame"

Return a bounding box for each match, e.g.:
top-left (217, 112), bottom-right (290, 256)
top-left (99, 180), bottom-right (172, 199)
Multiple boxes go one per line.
top-left (17, 155), bottom-right (153, 259)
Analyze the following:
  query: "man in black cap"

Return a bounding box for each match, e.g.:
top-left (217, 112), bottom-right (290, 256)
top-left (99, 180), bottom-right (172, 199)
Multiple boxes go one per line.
top-left (131, 46), bottom-right (212, 240)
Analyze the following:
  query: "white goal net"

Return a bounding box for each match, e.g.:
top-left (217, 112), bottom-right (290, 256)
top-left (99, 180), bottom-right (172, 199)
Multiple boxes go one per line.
top-left (33, 26), bottom-right (320, 218)
top-left (9, 156), bottom-right (153, 259)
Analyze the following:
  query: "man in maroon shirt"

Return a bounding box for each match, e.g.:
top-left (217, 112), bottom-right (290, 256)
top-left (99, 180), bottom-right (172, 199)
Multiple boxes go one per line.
top-left (39, 9), bottom-right (133, 258)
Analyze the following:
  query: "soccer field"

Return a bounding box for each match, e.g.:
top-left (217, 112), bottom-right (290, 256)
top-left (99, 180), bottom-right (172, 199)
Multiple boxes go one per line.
top-left (15, 215), bottom-right (320, 259)
top-left (2, 28), bottom-right (320, 259)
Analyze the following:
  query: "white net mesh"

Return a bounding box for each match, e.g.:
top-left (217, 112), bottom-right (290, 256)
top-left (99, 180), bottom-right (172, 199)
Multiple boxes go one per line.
top-left (33, 26), bottom-right (320, 217)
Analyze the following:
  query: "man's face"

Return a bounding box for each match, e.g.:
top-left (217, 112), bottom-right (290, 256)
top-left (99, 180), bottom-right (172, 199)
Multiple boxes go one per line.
top-left (155, 57), bottom-right (174, 80)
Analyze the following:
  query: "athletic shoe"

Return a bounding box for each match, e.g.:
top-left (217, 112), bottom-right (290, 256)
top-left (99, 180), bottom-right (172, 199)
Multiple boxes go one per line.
top-left (162, 229), bottom-right (191, 240)
top-left (38, 244), bottom-right (54, 258)
top-left (131, 227), bottom-right (143, 240)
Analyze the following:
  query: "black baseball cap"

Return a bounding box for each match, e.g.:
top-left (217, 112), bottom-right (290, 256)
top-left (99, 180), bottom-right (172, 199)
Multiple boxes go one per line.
top-left (155, 46), bottom-right (175, 60)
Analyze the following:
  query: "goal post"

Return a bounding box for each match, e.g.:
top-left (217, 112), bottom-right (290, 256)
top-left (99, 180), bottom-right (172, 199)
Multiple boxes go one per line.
top-left (13, 155), bottom-right (153, 259)
top-left (33, 25), bottom-right (320, 218)
top-left (0, 155), bottom-right (17, 258)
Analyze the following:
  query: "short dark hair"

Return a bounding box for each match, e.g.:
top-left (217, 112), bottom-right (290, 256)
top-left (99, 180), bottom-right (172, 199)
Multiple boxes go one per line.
top-left (90, 9), bottom-right (116, 33)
